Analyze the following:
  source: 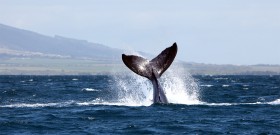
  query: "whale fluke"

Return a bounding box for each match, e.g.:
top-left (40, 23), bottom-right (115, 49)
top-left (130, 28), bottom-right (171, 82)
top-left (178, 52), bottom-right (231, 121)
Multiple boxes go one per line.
top-left (122, 43), bottom-right (178, 104)
top-left (150, 43), bottom-right (177, 77)
top-left (122, 43), bottom-right (177, 80)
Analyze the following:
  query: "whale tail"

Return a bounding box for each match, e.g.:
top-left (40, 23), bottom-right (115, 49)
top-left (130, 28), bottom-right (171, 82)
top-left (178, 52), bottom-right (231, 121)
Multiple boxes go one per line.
top-left (122, 43), bottom-right (178, 80)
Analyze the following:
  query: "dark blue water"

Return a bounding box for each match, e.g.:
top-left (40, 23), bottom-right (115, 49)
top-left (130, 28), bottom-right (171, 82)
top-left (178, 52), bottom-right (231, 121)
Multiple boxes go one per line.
top-left (0, 75), bottom-right (280, 134)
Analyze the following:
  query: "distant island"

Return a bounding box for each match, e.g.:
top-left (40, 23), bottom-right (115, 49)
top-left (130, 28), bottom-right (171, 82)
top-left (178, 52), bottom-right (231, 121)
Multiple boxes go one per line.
top-left (0, 23), bottom-right (280, 75)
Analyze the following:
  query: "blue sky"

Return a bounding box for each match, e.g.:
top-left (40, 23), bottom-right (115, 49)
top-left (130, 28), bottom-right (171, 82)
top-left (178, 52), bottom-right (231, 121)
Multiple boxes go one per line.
top-left (0, 0), bottom-right (280, 65)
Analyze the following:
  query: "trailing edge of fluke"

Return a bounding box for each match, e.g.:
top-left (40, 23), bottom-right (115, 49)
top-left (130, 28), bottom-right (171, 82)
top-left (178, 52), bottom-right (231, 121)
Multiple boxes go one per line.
top-left (122, 43), bottom-right (178, 103)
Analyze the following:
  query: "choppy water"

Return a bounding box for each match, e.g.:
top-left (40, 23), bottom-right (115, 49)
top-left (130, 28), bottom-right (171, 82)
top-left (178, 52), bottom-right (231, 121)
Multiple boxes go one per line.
top-left (0, 72), bottom-right (280, 134)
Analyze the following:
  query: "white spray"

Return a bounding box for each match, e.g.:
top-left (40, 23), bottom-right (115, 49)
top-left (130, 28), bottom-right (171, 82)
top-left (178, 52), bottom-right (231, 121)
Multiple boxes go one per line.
top-left (113, 63), bottom-right (201, 106)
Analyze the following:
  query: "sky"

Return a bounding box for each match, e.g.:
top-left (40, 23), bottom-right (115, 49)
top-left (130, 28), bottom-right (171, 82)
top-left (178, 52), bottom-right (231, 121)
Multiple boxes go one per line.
top-left (0, 0), bottom-right (280, 65)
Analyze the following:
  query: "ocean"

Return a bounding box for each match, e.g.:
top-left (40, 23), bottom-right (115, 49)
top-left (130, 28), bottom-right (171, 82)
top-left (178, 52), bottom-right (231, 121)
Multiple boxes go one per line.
top-left (0, 71), bottom-right (280, 134)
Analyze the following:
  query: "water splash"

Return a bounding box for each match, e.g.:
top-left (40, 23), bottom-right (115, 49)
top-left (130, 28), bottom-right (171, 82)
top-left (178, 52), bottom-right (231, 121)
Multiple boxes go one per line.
top-left (112, 63), bottom-right (201, 106)
top-left (161, 64), bottom-right (201, 105)
top-left (113, 72), bottom-right (153, 106)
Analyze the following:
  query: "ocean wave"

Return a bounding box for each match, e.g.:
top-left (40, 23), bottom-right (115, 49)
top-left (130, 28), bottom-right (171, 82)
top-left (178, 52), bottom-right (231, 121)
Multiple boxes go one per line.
top-left (268, 99), bottom-right (280, 105)
top-left (200, 100), bottom-right (280, 106)
top-left (3, 100), bottom-right (280, 108)
top-left (222, 85), bottom-right (230, 87)
top-left (0, 101), bottom-right (150, 108)
top-left (199, 102), bottom-right (262, 106)
top-left (0, 103), bottom-right (59, 108)
top-left (82, 88), bottom-right (100, 92)
top-left (76, 101), bottom-right (150, 107)
top-left (200, 84), bottom-right (213, 87)
top-left (0, 101), bottom-right (75, 108)
top-left (214, 77), bottom-right (228, 80)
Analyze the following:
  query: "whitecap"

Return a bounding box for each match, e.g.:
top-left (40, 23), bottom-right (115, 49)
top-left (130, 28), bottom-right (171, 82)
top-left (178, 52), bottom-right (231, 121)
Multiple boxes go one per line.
top-left (214, 77), bottom-right (228, 80)
top-left (268, 99), bottom-right (280, 105)
top-left (0, 101), bottom-right (75, 108)
top-left (200, 102), bottom-right (263, 106)
top-left (222, 85), bottom-right (230, 87)
top-left (82, 88), bottom-right (100, 92)
top-left (202, 102), bottom-right (236, 106)
top-left (0, 103), bottom-right (59, 108)
top-left (77, 101), bottom-right (148, 107)
top-left (200, 84), bottom-right (213, 87)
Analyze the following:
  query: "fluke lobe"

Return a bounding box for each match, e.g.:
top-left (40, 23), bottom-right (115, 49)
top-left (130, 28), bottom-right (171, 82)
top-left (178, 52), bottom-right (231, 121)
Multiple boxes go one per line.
top-left (122, 43), bottom-right (178, 103)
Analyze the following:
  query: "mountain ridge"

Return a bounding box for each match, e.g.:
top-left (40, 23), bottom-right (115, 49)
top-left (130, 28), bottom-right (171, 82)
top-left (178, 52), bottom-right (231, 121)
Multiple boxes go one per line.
top-left (0, 23), bottom-right (122, 60)
top-left (0, 23), bottom-right (280, 75)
